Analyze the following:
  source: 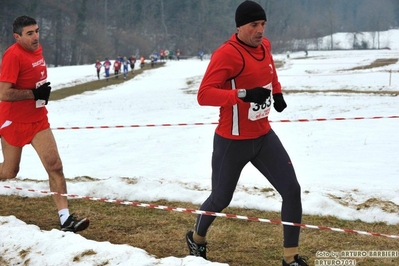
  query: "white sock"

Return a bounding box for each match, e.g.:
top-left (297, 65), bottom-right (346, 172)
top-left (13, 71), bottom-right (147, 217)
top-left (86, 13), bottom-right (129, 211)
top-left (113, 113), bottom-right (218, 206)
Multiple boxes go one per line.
top-left (58, 209), bottom-right (70, 225)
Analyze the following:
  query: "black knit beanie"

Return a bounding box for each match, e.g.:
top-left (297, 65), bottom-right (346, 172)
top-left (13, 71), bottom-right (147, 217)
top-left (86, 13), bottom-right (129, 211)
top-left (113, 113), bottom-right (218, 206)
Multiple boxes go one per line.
top-left (235, 1), bottom-right (267, 27)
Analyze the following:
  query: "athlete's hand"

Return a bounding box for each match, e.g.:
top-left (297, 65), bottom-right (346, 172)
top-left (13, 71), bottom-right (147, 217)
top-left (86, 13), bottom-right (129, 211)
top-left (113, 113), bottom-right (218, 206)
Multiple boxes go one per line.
top-left (242, 87), bottom-right (271, 104)
top-left (273, 93), bottom-right (287, 112)
top-left (32, 82), bottom-right (51, 105)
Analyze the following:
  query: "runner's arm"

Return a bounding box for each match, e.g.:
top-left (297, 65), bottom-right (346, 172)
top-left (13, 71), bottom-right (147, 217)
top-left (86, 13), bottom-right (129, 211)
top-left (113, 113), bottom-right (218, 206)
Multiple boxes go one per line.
top-left (0, 82), bottom-right (34, 101)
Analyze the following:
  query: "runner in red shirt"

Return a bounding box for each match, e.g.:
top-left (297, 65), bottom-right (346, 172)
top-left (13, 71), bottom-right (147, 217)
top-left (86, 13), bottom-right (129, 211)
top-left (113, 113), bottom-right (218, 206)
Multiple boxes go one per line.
top-left (129, 55), bottom-right (136, 73)
top-left (113, 59), bottom-right (121, 78)
top-left (185, 2), bottom-right (307, 265)
top-left (0, 15), bottom-right (89, 233)
top-left (95, 59), bottom-right (102, 79)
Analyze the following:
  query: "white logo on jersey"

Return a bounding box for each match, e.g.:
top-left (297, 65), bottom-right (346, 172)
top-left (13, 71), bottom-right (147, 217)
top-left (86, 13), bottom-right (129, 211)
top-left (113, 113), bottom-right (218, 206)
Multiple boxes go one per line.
top-left (32, 58), bottom-right (45, 67)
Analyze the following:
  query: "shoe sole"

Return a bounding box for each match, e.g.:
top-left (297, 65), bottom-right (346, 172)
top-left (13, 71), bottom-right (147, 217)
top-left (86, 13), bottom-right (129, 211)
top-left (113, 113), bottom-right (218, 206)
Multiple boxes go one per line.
top-left (61, 218), bottom-right (90, 233)
top-left (75, 218), bottom-right (90, 232)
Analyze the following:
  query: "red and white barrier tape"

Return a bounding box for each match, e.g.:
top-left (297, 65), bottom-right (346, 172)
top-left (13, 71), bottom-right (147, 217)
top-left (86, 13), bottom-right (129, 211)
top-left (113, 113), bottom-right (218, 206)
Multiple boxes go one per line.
top-left (51, 122), bottom-right (219, 130)
top-left (2, 185), bottom-right (398, 239)
top-left (51, 115), bottom-right (399, 130)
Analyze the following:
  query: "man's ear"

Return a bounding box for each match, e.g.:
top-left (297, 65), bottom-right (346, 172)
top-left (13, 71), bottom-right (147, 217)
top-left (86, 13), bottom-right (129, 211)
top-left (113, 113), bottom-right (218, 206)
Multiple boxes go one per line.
top-left (13, 32), bottom-right (21, 41)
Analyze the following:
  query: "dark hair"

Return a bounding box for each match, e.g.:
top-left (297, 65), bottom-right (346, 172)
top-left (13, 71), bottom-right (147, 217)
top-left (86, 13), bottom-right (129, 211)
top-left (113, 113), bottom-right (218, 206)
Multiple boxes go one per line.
top-left (13, 15), bottom-right (37, 35)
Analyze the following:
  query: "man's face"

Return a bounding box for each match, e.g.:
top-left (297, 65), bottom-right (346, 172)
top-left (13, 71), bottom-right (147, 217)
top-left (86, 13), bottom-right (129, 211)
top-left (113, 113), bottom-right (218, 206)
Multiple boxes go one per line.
top-left (14, 24), bottom-right (40, 52)
top-left (237, 20), bottom-right (266, 47)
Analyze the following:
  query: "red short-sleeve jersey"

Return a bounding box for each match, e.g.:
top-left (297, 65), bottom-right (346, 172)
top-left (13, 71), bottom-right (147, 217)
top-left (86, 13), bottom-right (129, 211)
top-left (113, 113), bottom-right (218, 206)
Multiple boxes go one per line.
top-left (0, 43), bottom-right (48, 122)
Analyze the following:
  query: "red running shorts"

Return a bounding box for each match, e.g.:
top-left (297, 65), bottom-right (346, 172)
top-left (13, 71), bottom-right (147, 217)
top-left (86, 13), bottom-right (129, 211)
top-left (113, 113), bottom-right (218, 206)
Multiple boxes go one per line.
top-left (0, 117), bottom-right (50, 147)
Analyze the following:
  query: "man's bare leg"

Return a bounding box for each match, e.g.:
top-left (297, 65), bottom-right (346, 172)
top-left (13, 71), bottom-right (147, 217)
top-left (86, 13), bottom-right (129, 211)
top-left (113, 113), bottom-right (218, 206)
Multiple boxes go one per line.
top-left (31, 128), bottom-right (68, 210)
top-left (0, 137), bottom-right (22, 180)
top-left (31, 128), bottom-right (89, 232)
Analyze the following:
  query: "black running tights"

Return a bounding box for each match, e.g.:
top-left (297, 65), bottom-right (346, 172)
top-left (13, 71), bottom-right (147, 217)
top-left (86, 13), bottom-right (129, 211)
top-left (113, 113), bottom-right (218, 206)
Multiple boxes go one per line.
top-left (195, 130), bottom-right (302, 247)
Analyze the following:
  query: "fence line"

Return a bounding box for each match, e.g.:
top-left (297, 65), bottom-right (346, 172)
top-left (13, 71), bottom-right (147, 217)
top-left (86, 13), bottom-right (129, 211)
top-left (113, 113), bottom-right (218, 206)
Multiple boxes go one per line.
top-left (50, 115), bottom-right (399, 131)
top-left (2, 185), bottom-right (398, 240)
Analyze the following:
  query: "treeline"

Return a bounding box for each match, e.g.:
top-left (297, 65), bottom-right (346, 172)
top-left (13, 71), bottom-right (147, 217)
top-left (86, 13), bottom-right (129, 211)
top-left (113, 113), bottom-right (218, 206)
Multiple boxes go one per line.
top-left (0, 0), bottom-right (398, 66)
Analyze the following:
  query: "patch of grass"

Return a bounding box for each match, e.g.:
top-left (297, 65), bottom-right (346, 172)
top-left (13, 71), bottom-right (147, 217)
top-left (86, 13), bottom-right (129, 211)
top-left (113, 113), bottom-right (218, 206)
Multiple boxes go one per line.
top-left (345, 58), bottom-right (398, 71)
top-left (49, 62), bottom-right (165, 101)
top-left (73, 249), bottom-right (97, 262)
top-left (0, 195), bottom-right (398, 265)
top-left (274, 60), bottom-right (284, 68)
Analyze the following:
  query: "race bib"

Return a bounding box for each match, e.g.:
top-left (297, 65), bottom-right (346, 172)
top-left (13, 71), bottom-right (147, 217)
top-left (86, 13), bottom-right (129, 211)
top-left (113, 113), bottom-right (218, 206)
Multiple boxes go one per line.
top-left (248, 82), bottom-right (272, 121)
top-left (36, 100), bottom-right (46, 108)
top-left (35, 80), bottom-right (47, 108)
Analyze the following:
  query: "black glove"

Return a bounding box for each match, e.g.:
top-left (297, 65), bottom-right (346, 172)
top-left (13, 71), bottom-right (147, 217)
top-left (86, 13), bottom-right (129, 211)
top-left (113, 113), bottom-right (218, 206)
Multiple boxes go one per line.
top-left (242, 87), bottom-right (271, 104)
top-left (273, 93), bottom-right (287, 112)
top-left (32, 82), bottom-right (51, 105)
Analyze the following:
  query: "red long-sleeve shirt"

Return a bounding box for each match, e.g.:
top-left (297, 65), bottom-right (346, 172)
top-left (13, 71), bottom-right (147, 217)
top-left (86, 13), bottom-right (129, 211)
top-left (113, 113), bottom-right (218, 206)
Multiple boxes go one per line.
top-left (197, 33), bottom-right (282, 140)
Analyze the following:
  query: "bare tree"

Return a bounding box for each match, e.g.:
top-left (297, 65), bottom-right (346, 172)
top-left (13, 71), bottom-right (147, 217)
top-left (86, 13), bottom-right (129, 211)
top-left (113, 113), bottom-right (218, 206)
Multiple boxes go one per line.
top-left (1, 0), bottom-right (397, 65)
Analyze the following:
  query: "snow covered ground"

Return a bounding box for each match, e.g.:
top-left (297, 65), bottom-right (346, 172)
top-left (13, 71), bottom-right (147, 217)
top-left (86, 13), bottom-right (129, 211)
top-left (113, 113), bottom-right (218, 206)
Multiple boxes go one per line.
top-left (0, 29), bottom-right (398, 265)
